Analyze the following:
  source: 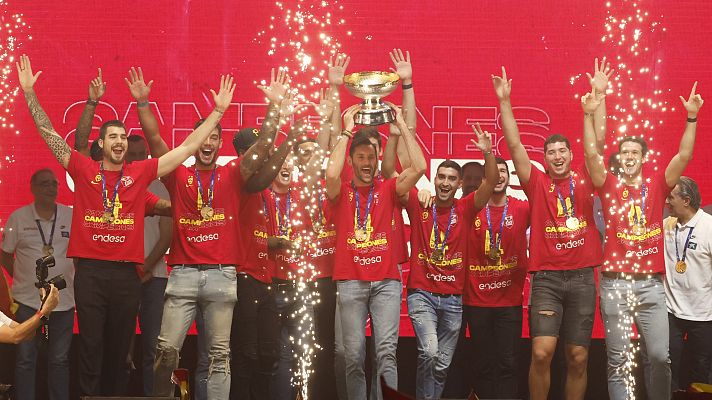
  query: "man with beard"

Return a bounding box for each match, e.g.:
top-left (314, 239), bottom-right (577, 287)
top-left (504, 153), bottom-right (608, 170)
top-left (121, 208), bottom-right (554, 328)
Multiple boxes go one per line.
top-left (404, 123), bottom-right (497, 400)
top-left (461, 161), bottom-right (484, 196)
top-left (464, 157), bottom-right (530, 399)
top-left (581, 80), bottom-right (704, 399)
top-left (124, 66), bottom-right (292, 399)
top-left (16, 55), bottom-right (235, 397)
top-left (326, 101), bottom-right (426, 400)
top-left (494, 65), bottom-right (603, 400)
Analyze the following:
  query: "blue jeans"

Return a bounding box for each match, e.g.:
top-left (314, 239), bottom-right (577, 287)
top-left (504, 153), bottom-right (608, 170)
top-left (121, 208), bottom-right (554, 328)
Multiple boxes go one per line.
top-left (194, 308), bottom-right (209, 400)
top-left (407, 289), bottom-right (462, 400)
top-left (271, 282), bottom-right (316, 400)
top-left (337, 279), bottom-right (401, 400)
top-left (152, 265), bottom-right (237, 400)
top-left (600, 274), bottom-right (671, 400)
top-left (14, 303), bottom-right (74, 400)
top-left (139, 277), bottom-right (167, 396)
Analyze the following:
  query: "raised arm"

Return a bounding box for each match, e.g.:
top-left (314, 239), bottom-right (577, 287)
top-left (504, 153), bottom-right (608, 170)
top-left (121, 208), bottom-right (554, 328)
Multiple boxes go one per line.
top-left (493, 67), bottom-right (531, 184)
top-left (240, 68), bottom-right (290, 180)
top-left (666, 82), bottom-right (704, 187)
top-left (243, 118), bottom-right (303, 193)
top-left (75, 68), bottom-right (106, 156)
top-left (0, 285), bottom-right (58, 344)
top-left (389, 103), bottom-right (427, 197)
top-left (16, 55), bottom-right (71, 168)
top-left (312, 87), bottom-right (337, 151)
top-left (327, 53), bottom-right (349, 150)
top-left (581, 87), bottom-right (607, 188)
top-left (326, 105), bottom-right (360, 200)
top-left (126, 67), bottom-right (168, 157)
top-left (587, 57), bottom-right (614, 154)
top-left (471, 123), bottom-right (498, 210)
top-left (390, 49), bottom-right (416, 130)
top-left (156, 75), bottom-right (235, 177)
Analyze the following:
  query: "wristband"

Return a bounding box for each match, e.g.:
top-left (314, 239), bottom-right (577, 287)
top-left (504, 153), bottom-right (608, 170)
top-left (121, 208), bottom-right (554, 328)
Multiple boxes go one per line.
top-left (483, 150), bottom-right (493, 156)
top-left (86, 99), bottom-right (98, 106)
top-left (214, 108), bottom-right (225, 115)
top-left (584, 112), bottom-right (594, 117)
top-left (341, 130), bottom-right (353, 138)
top-left (137, 100), bottom-right (149, 108)
top-left (36, 310), bottom-right (48, 322)
top-left (402, 83), bottom-right (413, 90)
top-left (687, 117), bottom-right (698, 123)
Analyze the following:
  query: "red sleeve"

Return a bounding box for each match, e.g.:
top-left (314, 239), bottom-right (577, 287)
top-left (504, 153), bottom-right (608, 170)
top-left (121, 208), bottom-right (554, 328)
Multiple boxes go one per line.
top-left (144, 191), bottom-right (160, 216)
top-left (460, 191), bottom-right (477, 222)
top-left (405, 187), bottom-right (422, 218)
top-left (521, 164), bottom-right (542, 197)
top-left (66, 150), bottom-right (94, 177)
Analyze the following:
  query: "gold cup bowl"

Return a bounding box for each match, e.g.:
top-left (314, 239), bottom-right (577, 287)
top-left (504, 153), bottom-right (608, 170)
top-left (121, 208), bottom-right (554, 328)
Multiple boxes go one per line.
top-left (343, 71), bottom-right (400, 125)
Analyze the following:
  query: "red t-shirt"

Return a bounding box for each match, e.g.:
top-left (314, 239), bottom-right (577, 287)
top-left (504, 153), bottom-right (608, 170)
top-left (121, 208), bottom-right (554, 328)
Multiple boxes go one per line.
top-left (522, 165), bottom-right (602, 271)
top-left (267, 189), bottom-right (304, 280)
top-left (66, 151), bottom-right (158, 264)
top-left (464, 197), bottom-right (531, 307)
top-left (237, 190), bottom-right (274, 283)
top-left (330, 178), bottom-right (401, 281)
top-left (600, 171), bottom-right (672, 274)
top-left (163, 161), bottom-right (244, 266)
top-left (310, 190), bottom-right (336, 279)
top-left (405, 190), bottom-right (477, 294)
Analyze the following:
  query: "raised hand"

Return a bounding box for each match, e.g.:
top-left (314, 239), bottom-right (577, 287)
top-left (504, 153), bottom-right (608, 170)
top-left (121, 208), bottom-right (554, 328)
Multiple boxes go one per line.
top-left (124, 66), bottom-right (154, 102)
top-left (471, 123), bottom-right (493, 154)
top-left (311, 87), bottom-right (336, 120)
top-left (418, 188), bottom-right (433, 208)
top-left (328, 53), bottom-right (350, 86)
top-left (384, 101), bottom-right (405, 126)
top-left (279, 92), bottom-right (307, 120)
top-left (679, 81), bottom-right (704, 117)
top-left (88, 68), bottom-right (106, 101)
top-left (210, 75), bottom-right (236, 112)
top-left (16, 54), bottom-right (42, 92)
top-left (586, 56), bottom-right (614, 94)
top-left (581, 87), bottom-right (605, 113)
top-left (491, 66), bottom-right (512, 101)
top-left (258, 67), bottom-right (290, 104)
top-left (342, 104), bottom-right (361, 133)
top-left (389, 48), bottom-right (412, 82)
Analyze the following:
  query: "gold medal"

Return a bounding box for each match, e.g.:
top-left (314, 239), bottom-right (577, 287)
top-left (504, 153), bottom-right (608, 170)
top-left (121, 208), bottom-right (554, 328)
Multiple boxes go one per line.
top-left (103, 211), bottom-right (114, 223)
top-left (200, 206), bottom-right (214, 220)
top-left (354, 228), bottom-right (368, 242)
top-left (431, 248), bottom-right (444, 262)
top-left (489, 248), bottom-right (501, 261)
top-left (42, 245), bottom-right (54, 256)
top-left (565, 217), bottom-right (580, 230)
top-left (675, 260), bottom-right (687, 274)
top-left (631, 224), bottom-right (646, 236)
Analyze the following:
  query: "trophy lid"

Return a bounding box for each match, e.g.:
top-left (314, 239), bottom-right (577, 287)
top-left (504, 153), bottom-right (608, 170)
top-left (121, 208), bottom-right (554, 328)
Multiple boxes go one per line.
top-left (343, 71), bottom-right (400, 99)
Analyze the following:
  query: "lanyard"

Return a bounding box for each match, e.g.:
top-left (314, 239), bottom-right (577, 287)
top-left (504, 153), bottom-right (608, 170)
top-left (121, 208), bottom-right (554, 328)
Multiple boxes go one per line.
top-left (554, 175), bottom-right (575, 218)
top-left (274, 190), bottom-right (292, 236)
top-left (432, 203), bottom-right (456, 253)
top-left (485, 197), bottom-right (509, 253)
top-left (632, 182), bottom-right (648, 225)
top-left (35, 204), bottom-right (57, 248)
top-left (352, 181), bottom-right (375, 231)
top-left (674, 225), bottom-right (695, 262)
top-left (100, 162), bottom-right (124, 215)
top-left (194, 166), bottom-right (217, 211)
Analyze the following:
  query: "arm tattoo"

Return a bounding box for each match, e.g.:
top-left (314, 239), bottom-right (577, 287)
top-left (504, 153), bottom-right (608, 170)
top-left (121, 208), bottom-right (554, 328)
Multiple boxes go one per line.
top-left (75, 102), bottom-right (97, 151)
top-left (24, 91), bottom-right (71, 164)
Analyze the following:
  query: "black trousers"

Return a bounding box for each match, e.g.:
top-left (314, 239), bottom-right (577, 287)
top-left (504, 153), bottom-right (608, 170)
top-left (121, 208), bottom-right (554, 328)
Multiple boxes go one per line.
top-left (309, 277), bottom-right (337, 400)
top-left (669, 313), bottom-right (712, 391)
top-left (74, 259), bottom-right (140, 396)
top-left (464, 305), bottom-right (523, 399)
top-left (230, 273), bottom-right (280, 400)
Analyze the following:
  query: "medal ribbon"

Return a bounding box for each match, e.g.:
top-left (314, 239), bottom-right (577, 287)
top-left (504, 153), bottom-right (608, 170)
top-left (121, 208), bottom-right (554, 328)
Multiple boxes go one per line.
top-left (35, 204), bottom-right (57, 250)
top-left (554, 175), bottom-right (575, 219)
top-left (100, 162), bottom-right (124, 218)
top-left (274, 190), bottom-right (292, 237)
top-left (485, 197), bottom-right (509, 254)
top-left (194, 166), bottom-right (217, 212)
top-left (674, 225), bottom-right (695, 263)
top-left (432, 202), bottom-right (456, 254)
top-left (352, 182), bottom-right (375, 232)
top-left (632, 182), bottom-right (647, 227)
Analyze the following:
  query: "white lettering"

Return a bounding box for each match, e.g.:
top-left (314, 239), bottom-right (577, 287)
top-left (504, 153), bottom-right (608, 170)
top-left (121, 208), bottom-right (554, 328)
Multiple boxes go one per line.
top-left (186, 233), bottom-right (220, 243)
top-left (92, 234), bottom-right (126, 243)
top-left (625, 246), bottom-right (659, 258)
top-left (478, 279), bottom-right (513, 291)
top-left (425, 272), bottom-right (456, 282)
top-left (353, 255), bottom-right (382, 266)
top-left (555, 238), bottom-right (585, 250)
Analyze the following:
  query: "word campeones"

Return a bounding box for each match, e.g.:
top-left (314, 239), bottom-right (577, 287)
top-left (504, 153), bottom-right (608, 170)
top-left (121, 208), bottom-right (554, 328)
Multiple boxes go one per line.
top-left (179, 213), bottom-right (226, 225)
top-left (84, 215), bottom-right (134, 225)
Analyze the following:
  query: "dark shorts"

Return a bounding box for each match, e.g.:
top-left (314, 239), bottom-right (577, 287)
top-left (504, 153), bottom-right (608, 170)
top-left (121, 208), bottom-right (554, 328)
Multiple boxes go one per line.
top-left (529, 267), bottom-right (596, 347)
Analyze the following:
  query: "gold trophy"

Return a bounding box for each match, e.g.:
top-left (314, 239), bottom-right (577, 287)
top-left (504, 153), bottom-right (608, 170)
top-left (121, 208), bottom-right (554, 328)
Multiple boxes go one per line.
top-left (344, 71), bottom-right (400, 125)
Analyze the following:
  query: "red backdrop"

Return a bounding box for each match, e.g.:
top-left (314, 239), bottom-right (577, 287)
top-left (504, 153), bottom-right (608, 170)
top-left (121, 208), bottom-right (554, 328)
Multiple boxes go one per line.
top-left (1, 0), bottom-right (712, 337)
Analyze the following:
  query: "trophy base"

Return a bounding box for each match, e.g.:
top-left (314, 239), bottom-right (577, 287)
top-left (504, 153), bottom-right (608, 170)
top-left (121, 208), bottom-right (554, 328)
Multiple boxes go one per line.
top-left (354, 107), bottom-right (396, 126)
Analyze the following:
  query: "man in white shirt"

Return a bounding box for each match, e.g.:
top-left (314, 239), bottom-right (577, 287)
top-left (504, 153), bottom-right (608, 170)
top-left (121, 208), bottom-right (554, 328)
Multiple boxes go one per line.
top-left (663, 176), bottom-right (712, 390)
top-left (1, 168), bottom-right (74, 400)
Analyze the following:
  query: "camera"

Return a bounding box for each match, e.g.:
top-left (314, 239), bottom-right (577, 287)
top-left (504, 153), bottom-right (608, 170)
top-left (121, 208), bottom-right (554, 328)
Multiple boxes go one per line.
top-left (34, 254), bottom-right (67, 292)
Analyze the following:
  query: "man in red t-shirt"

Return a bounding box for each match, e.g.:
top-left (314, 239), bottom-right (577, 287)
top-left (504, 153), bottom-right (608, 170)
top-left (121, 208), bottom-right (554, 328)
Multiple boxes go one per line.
top-left (326, 101), bottom-right (426, 400)
top-left (403, 124), bottom-right (497, 400)
top-left (16, 55), bottom-right (235, 397)
top-left (494, 65), bottom-right (603, 400)
top-left (463, 156), bottom-right (530, 398)
top-left (581, 79), bottom-right (704, 399)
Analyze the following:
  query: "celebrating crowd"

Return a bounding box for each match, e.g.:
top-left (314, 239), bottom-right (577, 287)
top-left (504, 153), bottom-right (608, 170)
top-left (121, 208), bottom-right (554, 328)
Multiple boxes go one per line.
top-left (0, 50), bottom-right (709, 400)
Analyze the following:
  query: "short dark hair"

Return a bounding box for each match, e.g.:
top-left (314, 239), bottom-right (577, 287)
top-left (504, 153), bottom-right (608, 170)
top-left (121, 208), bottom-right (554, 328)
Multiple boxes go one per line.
top-left (127, 135), bottom-right (146, 144)
top-left (194, 118), bottom-right (223, 136)
top-left (293, 137), bottom-right (317, 153)
top-left (544, 134), bottom-right (571, 152)
top-left (30, 168), bottom-right (54, 185)
top-left (462, 161), bottom-right (483, 173)
top-left (90, 140), bottom-right (102, 161)
top-left (608, 152), bottom-right (622, 176)
top-left (353, 126), bottom-right (382, 150)
top-left (677, 176), bottom-right (701, 210)
top-left (349, 134), bottom-right (377, 157)
top-left (99, 120), bottom-right (127, 140)
top-left (494, 156), bottom-right (509, 174)
top-left (436, 160), bottom-right (462, 178)
top-left (618, 136), bottom-right (648, 156)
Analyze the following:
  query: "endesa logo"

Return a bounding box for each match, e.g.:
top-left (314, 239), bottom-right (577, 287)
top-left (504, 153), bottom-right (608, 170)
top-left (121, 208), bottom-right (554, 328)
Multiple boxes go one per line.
top-left (187, 233), bottom-right (220, 243)
top-left (92, 234), bottom-right (126, 243)
top-left (353, 255), bottom-right (382, 266)
top-left (311, 246), bottom-right (335, 258)
top-left (555, 238), bottom-right (585, 250)
top-left (479, 279), bottom-right (512, 290)
top-left (426, 273), bottom-right (456, 282)
top-left (625, 246), bottom-right (658, 258)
